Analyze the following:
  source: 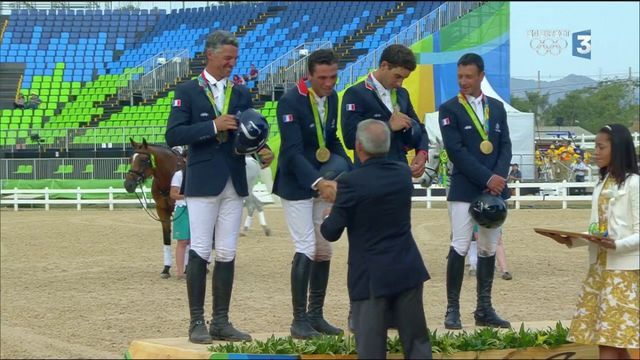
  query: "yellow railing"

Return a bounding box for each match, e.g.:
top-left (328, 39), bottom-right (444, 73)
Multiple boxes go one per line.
top-left (1, 19), bottom-right (8, 43)
top-left (15, 74), bottom-right (24, 101)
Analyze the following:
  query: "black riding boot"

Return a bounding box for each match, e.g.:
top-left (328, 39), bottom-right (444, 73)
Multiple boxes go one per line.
top-left (186, 250), bottom-right (212, 344)
top-left (474, 255), bottom-right (511, 328)
top-left (209, 259), bottom-right (252, 341)
top-left (444, 246), bottom-right (465, 330)
top-left (308, 260), bottom-right (343, 335)
top-left (290, 253), bottom-right (321, 339)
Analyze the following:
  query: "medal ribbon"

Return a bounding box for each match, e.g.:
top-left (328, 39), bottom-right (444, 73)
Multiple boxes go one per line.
top-left (457, 92), bottom-right (490, 142)
top-left (307, 83), bottom-right (328, 150)
top-left (198, 71), bottom-right (233, 141)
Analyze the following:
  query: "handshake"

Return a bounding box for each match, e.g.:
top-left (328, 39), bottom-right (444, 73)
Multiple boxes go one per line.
top-left (316, 179), bottom-right (337, 203)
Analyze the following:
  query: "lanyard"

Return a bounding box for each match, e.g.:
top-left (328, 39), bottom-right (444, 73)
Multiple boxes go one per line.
top-left (308, 85), bottom-right (328, 149)
top-left (368, 73), bottom-right (397, 112)
top-left (457, 92), bottom-right (490, 141)
top-left (198, 71), bottom-right (232, 116)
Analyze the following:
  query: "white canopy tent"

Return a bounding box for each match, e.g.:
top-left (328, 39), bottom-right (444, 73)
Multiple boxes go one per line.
top-left (424, 79), bottom-right (536, 180)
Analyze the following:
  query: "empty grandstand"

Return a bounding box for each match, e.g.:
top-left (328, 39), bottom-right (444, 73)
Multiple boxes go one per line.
top-left (1, 1), bottom-right (489, 182)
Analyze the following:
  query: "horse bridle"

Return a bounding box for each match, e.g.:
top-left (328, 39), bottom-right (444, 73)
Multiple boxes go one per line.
top-left (128, 151), bottom-right (153, 186)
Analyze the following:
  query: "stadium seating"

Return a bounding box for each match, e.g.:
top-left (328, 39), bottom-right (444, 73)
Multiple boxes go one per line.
top-left (1, 1), bottom-right (443, 149)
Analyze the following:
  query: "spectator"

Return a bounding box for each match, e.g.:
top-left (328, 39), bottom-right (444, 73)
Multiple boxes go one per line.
top-left (572, 157), bottom-right (589, 182)
top-left (246, 63), bottom-right (258, 81)
top-left (26, 93), bottom-right (42, 109)
top-left (232, 74), bottom-right (246, 86)
top-left (508, 163), bottom-right (522, 183)
top-left (14, 94), bottom-right (25, 109)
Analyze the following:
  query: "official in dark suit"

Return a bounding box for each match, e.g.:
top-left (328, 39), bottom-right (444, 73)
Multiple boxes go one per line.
top-left (273, 49), bottom-right (350, 339)
top-left (166, 30), bottom-right (274, 344)
top-left (341, 44), bottom-right (428, 178)
top-left (438, 53), bottom-right (512, 330)
top-left (321, 119), bottom-right (432, 359)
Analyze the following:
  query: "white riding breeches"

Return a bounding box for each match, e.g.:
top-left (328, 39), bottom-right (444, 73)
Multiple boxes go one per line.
top-left (449, 201), bottom-right (501, 257)
top-left (186, 179), bottom-right (243, 262)
top-left (282, 197), bottom-right (332, 261)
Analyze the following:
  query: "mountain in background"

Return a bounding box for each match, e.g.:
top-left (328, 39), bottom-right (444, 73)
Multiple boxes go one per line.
top-left (510, 74), bottom-right (598, 105)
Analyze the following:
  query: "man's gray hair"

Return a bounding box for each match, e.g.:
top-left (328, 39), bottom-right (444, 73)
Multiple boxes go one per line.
top-left (205, 30), bottom-right (238, 54)
top-left (356, 119), bottom-right (390, 156)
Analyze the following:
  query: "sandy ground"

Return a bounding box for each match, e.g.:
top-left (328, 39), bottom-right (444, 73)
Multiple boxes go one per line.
top-left (0, 206), bottom-right (592, 359)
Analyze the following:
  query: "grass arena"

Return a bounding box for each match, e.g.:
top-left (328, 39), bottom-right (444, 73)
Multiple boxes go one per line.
top-left (0, 206), bottom-right (593, 358)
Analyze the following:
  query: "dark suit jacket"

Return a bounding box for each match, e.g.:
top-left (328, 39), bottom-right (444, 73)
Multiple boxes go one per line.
top-left (438, 94), bottom-right (512, 202)
top-left (320, 157), bottom-right (430, 301)
top-left (165, 78), bottom-right (252, 197)
top-left (273, 79), bottom-right (351, 201)
top-left (341, 76), bottom-right (429, 164)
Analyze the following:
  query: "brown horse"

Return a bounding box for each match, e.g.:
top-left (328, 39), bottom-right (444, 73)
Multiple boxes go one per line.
top-left (124, 138), bottom-right (183, 278)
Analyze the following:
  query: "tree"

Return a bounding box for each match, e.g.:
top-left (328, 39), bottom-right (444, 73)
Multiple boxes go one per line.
top-left (545, 79), bottom-right (639, 133)
top-left (510, 91), bottom-right (550, 127)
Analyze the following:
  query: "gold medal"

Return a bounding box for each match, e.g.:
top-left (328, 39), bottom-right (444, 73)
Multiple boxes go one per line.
top-left (480, 140), bottom-right (493, 155)
top-left (316, 147), bottom-right (330, 163)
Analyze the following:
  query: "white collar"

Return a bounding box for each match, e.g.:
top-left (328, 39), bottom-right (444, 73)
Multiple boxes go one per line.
top-left (204, 69), bottom-right (226, 88)
top-left (465, 93), bottom-right (484, 106)
top-left (371, 73), bottom-right (390, 96)
top-left (312, 91), bottom-right (326, 105)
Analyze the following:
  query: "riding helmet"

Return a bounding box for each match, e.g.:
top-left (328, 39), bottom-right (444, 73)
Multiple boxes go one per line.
top-left (469, 193), bottom-right (508, 229)
top-left (234, 108), bottom-right (270, 155)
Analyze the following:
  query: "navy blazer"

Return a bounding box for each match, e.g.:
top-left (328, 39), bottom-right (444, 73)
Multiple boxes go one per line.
top-left (165, 78), bottom-right (253, 197)
top-left (273, 80), bottom-right (351, 201)
top-left (320, 157), bottom-right (430, 301)
top-left (438, 94), bottom-right (512, 202)
top-left (341, 77), bottom-right (429, 164)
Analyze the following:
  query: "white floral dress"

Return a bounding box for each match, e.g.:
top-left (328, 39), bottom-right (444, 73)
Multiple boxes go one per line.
top-left (568, 177), bottom-right (640, 348)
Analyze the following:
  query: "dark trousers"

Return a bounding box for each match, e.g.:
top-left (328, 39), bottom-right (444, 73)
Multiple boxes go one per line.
top-left (352, 285), bottom-right (432, 359)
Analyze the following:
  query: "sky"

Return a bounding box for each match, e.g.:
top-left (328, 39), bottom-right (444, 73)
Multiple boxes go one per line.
top-left (510, 2), bottom-right (640, 81)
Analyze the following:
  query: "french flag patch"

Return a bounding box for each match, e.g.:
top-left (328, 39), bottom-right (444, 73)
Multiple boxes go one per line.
top-left (283, 114), bottom-right (294, 123)
top-left (441, 117), bottom-right (450, 126)
top-left (346, 103), bottom-right (356, 111)
top-left (173, 99), bottom-right (181, 107)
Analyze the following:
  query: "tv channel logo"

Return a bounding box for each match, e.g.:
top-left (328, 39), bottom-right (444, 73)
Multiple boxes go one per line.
top-left (572, 30), bottom-right (591, 59)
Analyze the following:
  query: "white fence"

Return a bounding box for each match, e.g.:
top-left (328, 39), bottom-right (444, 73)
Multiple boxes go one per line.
top-left (414, 181), bottom-right (595, 210)
top-left (1, 181), bottom-right (594, 211)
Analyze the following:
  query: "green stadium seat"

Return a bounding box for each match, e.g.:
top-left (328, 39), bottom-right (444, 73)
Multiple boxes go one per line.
top-left (82, 164), bottom-right (94, 174)
top-left (53, 164), bottom-right (73, 175)
top-left (114, 163), bottom-right (130, 174)
top-left (14, 165), bottom-right (33, 174)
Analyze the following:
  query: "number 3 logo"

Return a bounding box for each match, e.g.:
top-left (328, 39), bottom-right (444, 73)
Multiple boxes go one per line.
top-left (572, 30), bottom-right (592, 59)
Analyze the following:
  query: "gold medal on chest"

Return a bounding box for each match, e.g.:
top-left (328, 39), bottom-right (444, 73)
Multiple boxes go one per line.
top-left (316, 147), bottom-right (330, 163)
top-left (480, 140), bottom-right (493, 155)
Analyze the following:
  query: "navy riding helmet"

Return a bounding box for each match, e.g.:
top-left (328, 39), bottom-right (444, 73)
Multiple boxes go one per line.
top-left (319, 153), bottom-right (352, 180)
top-left (234, 108), bottom-right (270, 155)
top-left (469, 193), bottom-right (508, 229)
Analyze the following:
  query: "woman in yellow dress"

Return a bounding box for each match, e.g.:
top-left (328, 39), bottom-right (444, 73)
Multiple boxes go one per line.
top-left (548, 124), bottom-right (639, 359)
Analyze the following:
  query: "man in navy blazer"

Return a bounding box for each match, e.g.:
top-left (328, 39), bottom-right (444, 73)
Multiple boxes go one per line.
top-left (438, 53), bottom-right (511, 330)
top-left (166, 30), bottom-right (273, 344)
top-left (341, 44), bottom-right (428, 178)
top-left (273, 49), bottom-right (351, 339)
top-left (320, 119), bottom-right (432, 359)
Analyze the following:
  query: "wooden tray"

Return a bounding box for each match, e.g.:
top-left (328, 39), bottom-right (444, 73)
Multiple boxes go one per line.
top-left (534, 228), bottom-right (607, 244)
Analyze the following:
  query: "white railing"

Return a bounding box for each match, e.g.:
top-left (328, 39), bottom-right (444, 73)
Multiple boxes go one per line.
top-left (2, 181), bottom-right (594, 211)
top-left (337, 1), bottom-right (484, 91)
top-left (118, 49), bottom-right (190, 104)
top-left (257, 41), bottom-right (333, 99)
top-left (414, 181), bottom-right (596, 210)
top-left (1, 184), bottom-right (274, 211)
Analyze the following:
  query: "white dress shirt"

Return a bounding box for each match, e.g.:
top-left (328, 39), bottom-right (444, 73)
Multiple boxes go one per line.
top-left (371, 73), bottom-right (394, 113)
top-left (203, 69), bottom-right (226, 112)
top-left (464, 93), bottom-right (485, 125)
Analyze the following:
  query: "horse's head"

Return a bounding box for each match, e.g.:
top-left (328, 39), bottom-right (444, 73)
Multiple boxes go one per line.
top-left (420, 137), bottom-right (444, 188)
top-left (124, 138), bottom-right (156, 193)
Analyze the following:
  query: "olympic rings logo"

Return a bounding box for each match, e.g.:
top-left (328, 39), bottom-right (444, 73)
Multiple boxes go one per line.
top-left (529, 38), bottom-right (568, 56)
